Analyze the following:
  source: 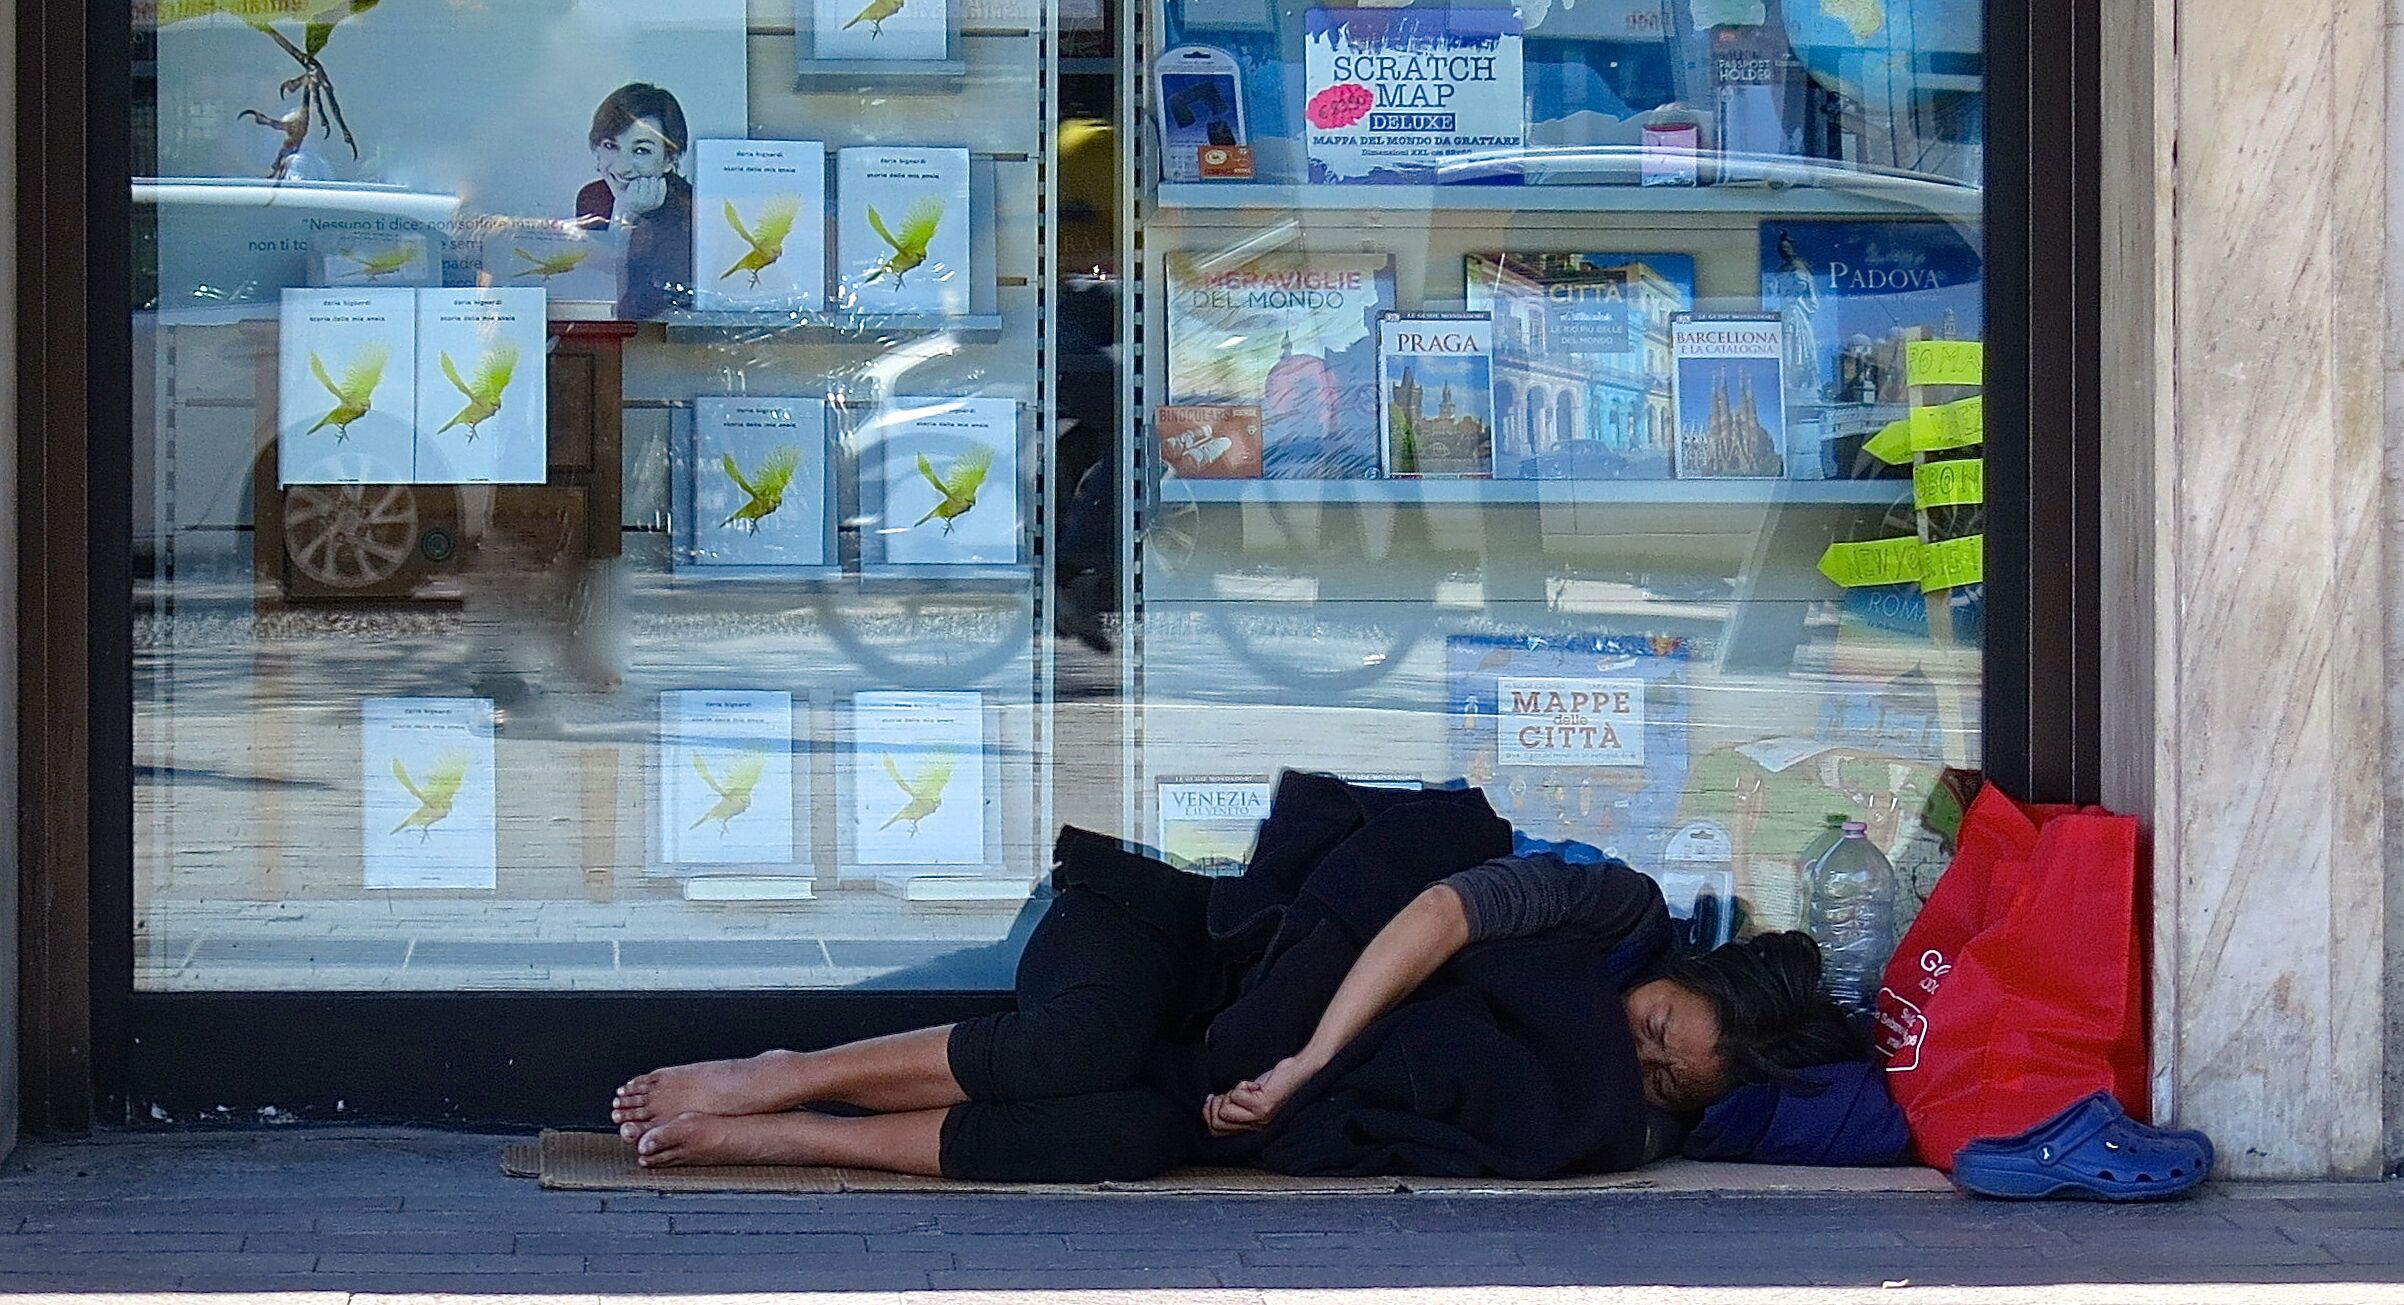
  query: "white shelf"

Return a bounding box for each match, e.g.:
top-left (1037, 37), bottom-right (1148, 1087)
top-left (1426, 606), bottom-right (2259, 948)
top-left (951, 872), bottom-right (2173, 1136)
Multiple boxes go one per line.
top-left (1154, 181), bottom-right (1981, 220)
top-left (1164, 478), bottom-right (1909, 506)
top-left (663, 310), bottom-right (1006, 336)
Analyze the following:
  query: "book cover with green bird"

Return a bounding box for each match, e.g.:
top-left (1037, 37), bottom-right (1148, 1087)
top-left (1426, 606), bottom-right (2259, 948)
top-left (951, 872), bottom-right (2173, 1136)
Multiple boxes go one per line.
top-left (278, 288), bottom-right (418, 486)
top-left (851, 691), bottom-right (986, 867)
top-left (482, 219), bottom-right (620, 307)
top-left (875, 396), bottom-right (1018, 566)
top-left (837, 147), bottom-right (971, 315)
top-left (693, 139), bottom-right (827, 312)
top-left (683, 396), bottom-right (831, 569)
top-left (658, 690), bottom-right (799, 867)
top-left (413, 288), bottom-right (547, 484)
top-left (814, 0), bottom-right (949, 60)
top-left (361, 697), bottom-right (497, 889)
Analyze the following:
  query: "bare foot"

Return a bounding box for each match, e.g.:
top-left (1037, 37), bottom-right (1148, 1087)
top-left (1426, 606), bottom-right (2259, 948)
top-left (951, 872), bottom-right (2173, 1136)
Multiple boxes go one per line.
top-left (635, 1111), bottom-right (823, 1168)
top-left (611, 1051), bottom-right (808, 1138)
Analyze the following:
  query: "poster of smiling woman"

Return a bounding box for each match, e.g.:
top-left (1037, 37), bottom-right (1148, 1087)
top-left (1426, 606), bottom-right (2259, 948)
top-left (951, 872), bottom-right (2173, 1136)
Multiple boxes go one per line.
top-left (146, 0), bottom-right (747, 320)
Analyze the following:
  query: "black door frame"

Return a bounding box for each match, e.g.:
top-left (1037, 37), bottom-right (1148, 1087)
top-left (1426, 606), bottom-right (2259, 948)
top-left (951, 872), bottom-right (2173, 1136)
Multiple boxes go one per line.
top-left (23, 0), bottom-right (2104, 1131)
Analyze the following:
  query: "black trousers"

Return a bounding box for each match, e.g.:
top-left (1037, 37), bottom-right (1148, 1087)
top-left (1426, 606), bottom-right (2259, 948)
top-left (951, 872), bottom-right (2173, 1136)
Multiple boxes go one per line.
top-left (938, 885), bottom-right (1210, 1181)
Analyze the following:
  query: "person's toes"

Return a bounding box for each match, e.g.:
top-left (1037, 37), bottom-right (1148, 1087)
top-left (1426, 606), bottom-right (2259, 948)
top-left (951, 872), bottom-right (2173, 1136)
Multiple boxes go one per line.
top-left (619, 1120), bottom-right (643, 1141)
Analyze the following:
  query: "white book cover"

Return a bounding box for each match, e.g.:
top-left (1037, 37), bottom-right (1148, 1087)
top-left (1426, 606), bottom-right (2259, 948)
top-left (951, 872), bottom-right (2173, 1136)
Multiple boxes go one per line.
top-left (852, 691), bottom-right (985, 866)
top-left (814, 0), bottom-right (951, 61)
top-left (278, 289), bottom-right (418, 487)
top-left (871, 396), bottom-right (1019, 565)
top-left (413, 288), bottom-right (549, 484)
top-left (687, 396), bottom-right (831, 567)
top-left (360, 697), bottom-right (499, 890)
top-left (835, 147), bottom-right (972, 316)
top-left (484, 218), bottom-right (622, 309)
top-left (693, 139), bottom-right (829, 313)
top-left (657, 690), bottom-right (799, 867)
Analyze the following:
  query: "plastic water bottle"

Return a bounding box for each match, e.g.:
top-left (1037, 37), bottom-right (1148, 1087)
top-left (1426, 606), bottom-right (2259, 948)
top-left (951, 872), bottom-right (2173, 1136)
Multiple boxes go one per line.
top-left (1804, 821), bottom-right (1900, 1012)
top-left (1796, 812), bottom-right (1849, 884)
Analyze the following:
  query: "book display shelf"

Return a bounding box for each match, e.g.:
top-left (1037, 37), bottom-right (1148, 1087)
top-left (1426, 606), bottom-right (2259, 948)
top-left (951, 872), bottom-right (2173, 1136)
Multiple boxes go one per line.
top-left (134, 3), bottom-right (1062, 995)
top-left (1125, 0), bottom-right (1989, 911)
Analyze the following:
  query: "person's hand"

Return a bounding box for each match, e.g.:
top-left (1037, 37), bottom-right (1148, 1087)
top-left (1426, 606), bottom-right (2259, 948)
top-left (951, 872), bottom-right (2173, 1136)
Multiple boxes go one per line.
top-left (613, 175), bottom-right (668, 223)
top-left (1202, 1054), bottom-right (1321, 1136)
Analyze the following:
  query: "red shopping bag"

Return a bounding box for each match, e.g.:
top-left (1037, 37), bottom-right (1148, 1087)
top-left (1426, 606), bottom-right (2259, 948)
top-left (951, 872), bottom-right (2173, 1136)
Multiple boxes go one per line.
top-left (1872, 785), bottom-right (2147, 1170)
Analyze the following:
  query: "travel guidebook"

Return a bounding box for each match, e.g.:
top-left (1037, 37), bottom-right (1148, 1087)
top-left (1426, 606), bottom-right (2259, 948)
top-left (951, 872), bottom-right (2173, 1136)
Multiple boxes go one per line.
top-left (683, 396), bottom-right (832, 569)
top-left (1378, 311), bottom-right (1495, 478)
top-left (413, 288), bottom-right (549, 485)
top-left (851, 690), bottom-right (986, 867)
top-left (360, 697), bottom-right (499, 890)
top-left (1444, 634), bottom-right (1691, 865)
top-left (1302, 7), bottom-right (1526, 184)
top-left (656, 690), bottom-right (798, 867)
top-left (1760, 220), bottom-right (1986, 406)
top-left (693, 139), bottom-right (829, 313)
top-left (1163, 250), bottom-right (1394, 478)
top-left (278, 288), bottom-right (418, 487)
top-left (1155, 776), bottom-right (1273, 874)
top-left (1156, 404), bottom-right (1264, 478)
top-left (1465, 252), bottom-right (1695, 480)
top-left (836, 147), bottom-right (974, 316)
top-left (813, 0), bottom-right (952, 63)
top-left (1671, 313), bottom-right (1787, 479)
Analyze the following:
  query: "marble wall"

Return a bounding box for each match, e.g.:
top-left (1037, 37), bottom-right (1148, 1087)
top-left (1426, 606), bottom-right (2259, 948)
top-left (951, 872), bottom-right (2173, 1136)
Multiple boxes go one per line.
top-left (2103, 0), bottom-right (2393, 1178)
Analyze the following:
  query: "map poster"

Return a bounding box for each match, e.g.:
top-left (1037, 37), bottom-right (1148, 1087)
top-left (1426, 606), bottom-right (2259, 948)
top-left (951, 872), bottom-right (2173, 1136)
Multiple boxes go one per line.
top-left (1303, 7), bottom-right (1525, 184)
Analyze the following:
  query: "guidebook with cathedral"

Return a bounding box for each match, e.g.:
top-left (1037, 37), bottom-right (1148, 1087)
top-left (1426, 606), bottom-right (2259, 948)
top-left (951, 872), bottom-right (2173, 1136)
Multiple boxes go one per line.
top-left (1377, 311), bottom-right (1495, 478)
top-left (1164, 250), bottom-right (1394, 478)
top-left (1670, 313), bottom-right (1787, 480)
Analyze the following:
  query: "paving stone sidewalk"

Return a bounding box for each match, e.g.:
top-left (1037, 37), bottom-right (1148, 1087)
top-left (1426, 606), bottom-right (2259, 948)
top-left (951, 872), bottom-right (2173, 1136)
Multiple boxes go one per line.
top-left (1, 1129), bottom-right (2400, 1303)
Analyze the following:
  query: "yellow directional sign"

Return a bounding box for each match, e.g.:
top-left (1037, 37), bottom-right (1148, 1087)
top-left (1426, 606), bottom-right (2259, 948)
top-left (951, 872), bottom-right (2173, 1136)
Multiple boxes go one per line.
top-left (1818, 537), bottom-right (1925, 588)
top-left (1864, 418), bottom-right (1914, 465)
top-left (1919, 535), bottom-right (1985, 593)
top-left (1910, 396), bottom-right (1985, 451)
top-left (1818, 534), bottom-right (1987, 593)
top-left (1907, 340), bottom-right (1985, 388)
top-left (1913, 459), bottom-right (1985, 509)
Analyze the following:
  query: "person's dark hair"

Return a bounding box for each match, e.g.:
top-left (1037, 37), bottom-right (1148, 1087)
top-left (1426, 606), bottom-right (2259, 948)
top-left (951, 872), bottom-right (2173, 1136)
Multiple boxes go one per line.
top-left (1661, 930), bottom-right (1870, 1099)
top-left (589, 83), bottom-right (690, 156)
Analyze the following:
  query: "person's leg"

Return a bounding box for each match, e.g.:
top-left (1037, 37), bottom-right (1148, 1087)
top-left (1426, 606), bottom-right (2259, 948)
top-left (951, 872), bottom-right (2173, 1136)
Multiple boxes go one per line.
top-left (635, 1107), bottom-right (948, 1174)
top-left (937, 1090), bottom-right (1202, 1182)
top-left (612, 1026), bottom-right (964, 1137)
top-left (614, 883), bottom-right (1203, 1133)
top-left (944, 887), bottom-right (1198, 1103)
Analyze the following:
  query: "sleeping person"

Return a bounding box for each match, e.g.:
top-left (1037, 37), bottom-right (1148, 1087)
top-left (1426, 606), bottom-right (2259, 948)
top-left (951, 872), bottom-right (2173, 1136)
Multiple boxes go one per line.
top-left (609, 773), bottom-right (1865, 1181)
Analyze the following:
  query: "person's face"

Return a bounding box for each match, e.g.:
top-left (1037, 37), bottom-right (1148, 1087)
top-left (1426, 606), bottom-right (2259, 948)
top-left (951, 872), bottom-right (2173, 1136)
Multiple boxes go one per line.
top-left (1623, 979), bottom-right (1727, 1112)
top-left (593, 117), bottom-right (675, 183)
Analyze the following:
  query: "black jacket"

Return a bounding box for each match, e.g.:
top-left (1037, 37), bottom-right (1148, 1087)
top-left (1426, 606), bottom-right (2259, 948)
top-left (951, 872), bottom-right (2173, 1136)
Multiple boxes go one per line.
top-left (1061, 771), bottom-right (1673, 1178)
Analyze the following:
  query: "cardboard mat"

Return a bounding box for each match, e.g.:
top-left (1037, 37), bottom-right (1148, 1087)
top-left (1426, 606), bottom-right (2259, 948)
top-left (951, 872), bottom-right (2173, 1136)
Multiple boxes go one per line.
top-left (521, 1130), bottom-right (1952, 1196)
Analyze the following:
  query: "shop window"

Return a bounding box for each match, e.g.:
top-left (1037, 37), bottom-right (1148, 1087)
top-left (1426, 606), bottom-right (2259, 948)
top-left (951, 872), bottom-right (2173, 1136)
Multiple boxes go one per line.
top-left (130, 0), bottom-right (1987, 992)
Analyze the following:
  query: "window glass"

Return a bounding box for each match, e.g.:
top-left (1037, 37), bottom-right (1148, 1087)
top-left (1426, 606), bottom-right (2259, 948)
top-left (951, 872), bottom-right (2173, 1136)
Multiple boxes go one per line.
top-left (131, 0), bottom-right (1984, 990)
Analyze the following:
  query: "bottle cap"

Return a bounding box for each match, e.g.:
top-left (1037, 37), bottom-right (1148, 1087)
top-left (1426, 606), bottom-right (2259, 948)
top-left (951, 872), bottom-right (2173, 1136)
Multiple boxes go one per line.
top-left (1842, 821), bottom-right (1868, 836)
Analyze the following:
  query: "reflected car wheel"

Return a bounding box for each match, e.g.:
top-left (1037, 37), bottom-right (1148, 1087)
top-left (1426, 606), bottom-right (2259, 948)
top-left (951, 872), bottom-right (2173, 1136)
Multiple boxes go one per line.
top-left (283, 483), bottom-right (421, 592)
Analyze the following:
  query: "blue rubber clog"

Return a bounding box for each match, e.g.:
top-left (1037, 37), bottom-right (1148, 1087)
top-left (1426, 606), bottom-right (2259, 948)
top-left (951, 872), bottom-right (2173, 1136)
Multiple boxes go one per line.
top-left (1951, 1091), bottom-right (2212, 1202)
